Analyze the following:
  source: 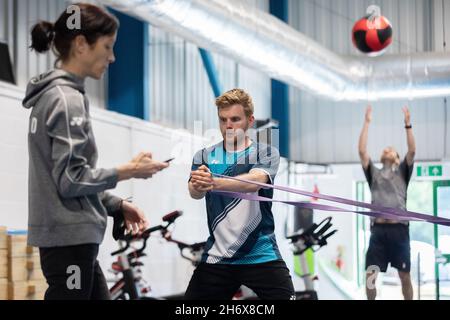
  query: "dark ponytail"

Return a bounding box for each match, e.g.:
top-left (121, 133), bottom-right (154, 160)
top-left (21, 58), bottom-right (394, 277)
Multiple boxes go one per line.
top-left (29, 3), bottom-right (119, 63)
top-left (30, 21), bottom-right (55, 53)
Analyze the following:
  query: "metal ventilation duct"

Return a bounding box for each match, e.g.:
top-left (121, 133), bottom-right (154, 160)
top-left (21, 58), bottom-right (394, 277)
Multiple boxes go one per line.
top-left (100, 0), bottom-right (450, 101)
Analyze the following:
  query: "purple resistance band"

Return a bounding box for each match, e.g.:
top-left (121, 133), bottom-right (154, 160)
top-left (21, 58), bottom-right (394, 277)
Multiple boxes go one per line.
top-left (210, 173), bottom-right (450, 227)
top-left (213, 190), bottom-right (414, 222)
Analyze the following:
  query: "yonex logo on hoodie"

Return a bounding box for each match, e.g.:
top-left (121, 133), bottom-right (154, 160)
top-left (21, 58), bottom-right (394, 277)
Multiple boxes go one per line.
top-left (70, 117), bottom-right (83, 127)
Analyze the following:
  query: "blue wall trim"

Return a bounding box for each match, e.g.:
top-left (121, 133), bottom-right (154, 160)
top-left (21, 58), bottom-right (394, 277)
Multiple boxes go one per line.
top-left (199, 48), bottom-right (222, 98)
top-left (108, 9), bottom-right (149, 120)
top-left (269, 0), bottom-right (290, 158)
top-left (271, 79), bottom-right (289, 158)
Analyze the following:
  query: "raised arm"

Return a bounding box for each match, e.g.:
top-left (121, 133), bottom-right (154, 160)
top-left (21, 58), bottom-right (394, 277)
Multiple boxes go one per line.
top-left (358, 105), bottom-right (372, 169)
top-left (403, 106), bottom-right (416, 165)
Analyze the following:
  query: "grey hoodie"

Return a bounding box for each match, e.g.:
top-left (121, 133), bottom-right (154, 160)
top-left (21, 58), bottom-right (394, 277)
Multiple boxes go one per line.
top-left (23, 69), bottom-right (122, 247)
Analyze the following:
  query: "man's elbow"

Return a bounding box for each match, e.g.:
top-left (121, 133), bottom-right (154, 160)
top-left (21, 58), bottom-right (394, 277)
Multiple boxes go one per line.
top-left (247, 185), bottom-right (262, 193)
top-left (408, 150), bottom-right (416, 159)
top-left (247, 175), bottom-right (268, 193)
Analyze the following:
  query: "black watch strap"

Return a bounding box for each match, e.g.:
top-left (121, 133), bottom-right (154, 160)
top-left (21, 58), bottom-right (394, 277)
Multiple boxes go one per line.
top-left (405, 124), bottom-right (412, 129)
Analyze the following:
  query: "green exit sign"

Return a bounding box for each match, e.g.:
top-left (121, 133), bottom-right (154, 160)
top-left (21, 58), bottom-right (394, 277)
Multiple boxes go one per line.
top-left (417, 165), bottom-right (442, 177)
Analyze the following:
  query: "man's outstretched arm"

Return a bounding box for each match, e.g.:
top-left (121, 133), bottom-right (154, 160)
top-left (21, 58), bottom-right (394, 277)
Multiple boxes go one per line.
top-left (403, 106), bottom-right (416, 166)
top-left (359, 105), bottom-right (372, 169)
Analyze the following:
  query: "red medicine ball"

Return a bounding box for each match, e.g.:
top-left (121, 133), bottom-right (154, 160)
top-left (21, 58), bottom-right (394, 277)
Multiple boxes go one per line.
top-left (352, 15), bottom-right (393, 54)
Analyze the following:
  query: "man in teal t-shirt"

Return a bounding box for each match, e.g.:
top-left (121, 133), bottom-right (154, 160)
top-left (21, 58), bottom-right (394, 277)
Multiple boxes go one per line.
top-left (186, 89), bottom-right (295, 300)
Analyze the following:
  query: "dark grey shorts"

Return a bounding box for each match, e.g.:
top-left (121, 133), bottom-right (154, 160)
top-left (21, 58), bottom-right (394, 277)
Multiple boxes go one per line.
top-left (366, 223), bottom-right (411, 273)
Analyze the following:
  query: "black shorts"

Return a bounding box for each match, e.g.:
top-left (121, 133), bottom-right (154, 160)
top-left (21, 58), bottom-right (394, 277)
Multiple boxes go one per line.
top-left (184, 260), bottom-right (295, 300)
top-left (365, 223), bottom-right (411, 273)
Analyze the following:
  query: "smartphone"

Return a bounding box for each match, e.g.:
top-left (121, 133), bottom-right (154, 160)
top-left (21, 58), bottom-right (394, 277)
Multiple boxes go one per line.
top-left (164, 158), bottom-right (175, 163)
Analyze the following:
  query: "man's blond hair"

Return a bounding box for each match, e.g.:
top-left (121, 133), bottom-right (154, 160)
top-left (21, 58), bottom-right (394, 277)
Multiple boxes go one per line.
top-left (216, 89), bottom-right (254, 117)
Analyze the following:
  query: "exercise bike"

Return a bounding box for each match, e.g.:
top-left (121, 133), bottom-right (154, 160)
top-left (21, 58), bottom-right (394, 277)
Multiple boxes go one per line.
top-left (108, 210), bottom-right (206, 300)
top-left (286, 216), bottom-right (337, 300)
top-left (232, 216), bottom-right (338, 300)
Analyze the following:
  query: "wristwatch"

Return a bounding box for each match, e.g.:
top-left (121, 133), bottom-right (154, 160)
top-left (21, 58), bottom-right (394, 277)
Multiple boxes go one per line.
top-left (405, 124), bottom-right (412, 129)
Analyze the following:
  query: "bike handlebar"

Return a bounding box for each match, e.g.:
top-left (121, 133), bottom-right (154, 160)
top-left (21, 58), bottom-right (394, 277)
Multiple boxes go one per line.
top-left (162, 210), bottom-right (183, 223)
top-left (176, 241), bottom-right (206, 252)
top-left (286, 216), bottom-right (337, 255)
top-left (111, 241), bottom-right (130, 256)
top-left (111, 211), bottom-right (183, 257)
top-left (111, 209), bottom-right (206, 265)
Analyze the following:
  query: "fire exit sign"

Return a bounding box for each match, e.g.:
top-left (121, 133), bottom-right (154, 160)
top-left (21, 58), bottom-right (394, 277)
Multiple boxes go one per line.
top-left (417, 165), bottom-right (443, 177)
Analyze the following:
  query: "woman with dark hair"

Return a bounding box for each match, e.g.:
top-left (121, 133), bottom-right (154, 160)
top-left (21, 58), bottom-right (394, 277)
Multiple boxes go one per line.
top-left (22, 3), bottom-right (168, 300)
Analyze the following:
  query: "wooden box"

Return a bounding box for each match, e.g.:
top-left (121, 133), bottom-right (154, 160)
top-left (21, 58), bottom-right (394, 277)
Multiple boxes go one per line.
top-left (8, 255), bottom-right (44, 282)
top-left (0, 278), bottom-right (7, 300)
top-left (8, 280), bottom-right (46, 300)
top-left (26, 246), bottom-right (39, 256)
top-left (7, 235), bottom-right (28, 258)
top-left (0, 249), bottom-right (6, 278)
top-left (27, 259), bottom-right (45, 281)
top-left (8, 281), bottom-right (31, 300)
top-left (28, 280), bottom-right (47, 300)
top-left (0, 227), bottom-right (6, 250)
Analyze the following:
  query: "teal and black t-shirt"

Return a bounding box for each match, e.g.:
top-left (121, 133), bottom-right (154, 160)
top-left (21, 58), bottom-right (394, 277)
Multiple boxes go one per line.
top-left (190, 141), bottom-right (282, 264)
